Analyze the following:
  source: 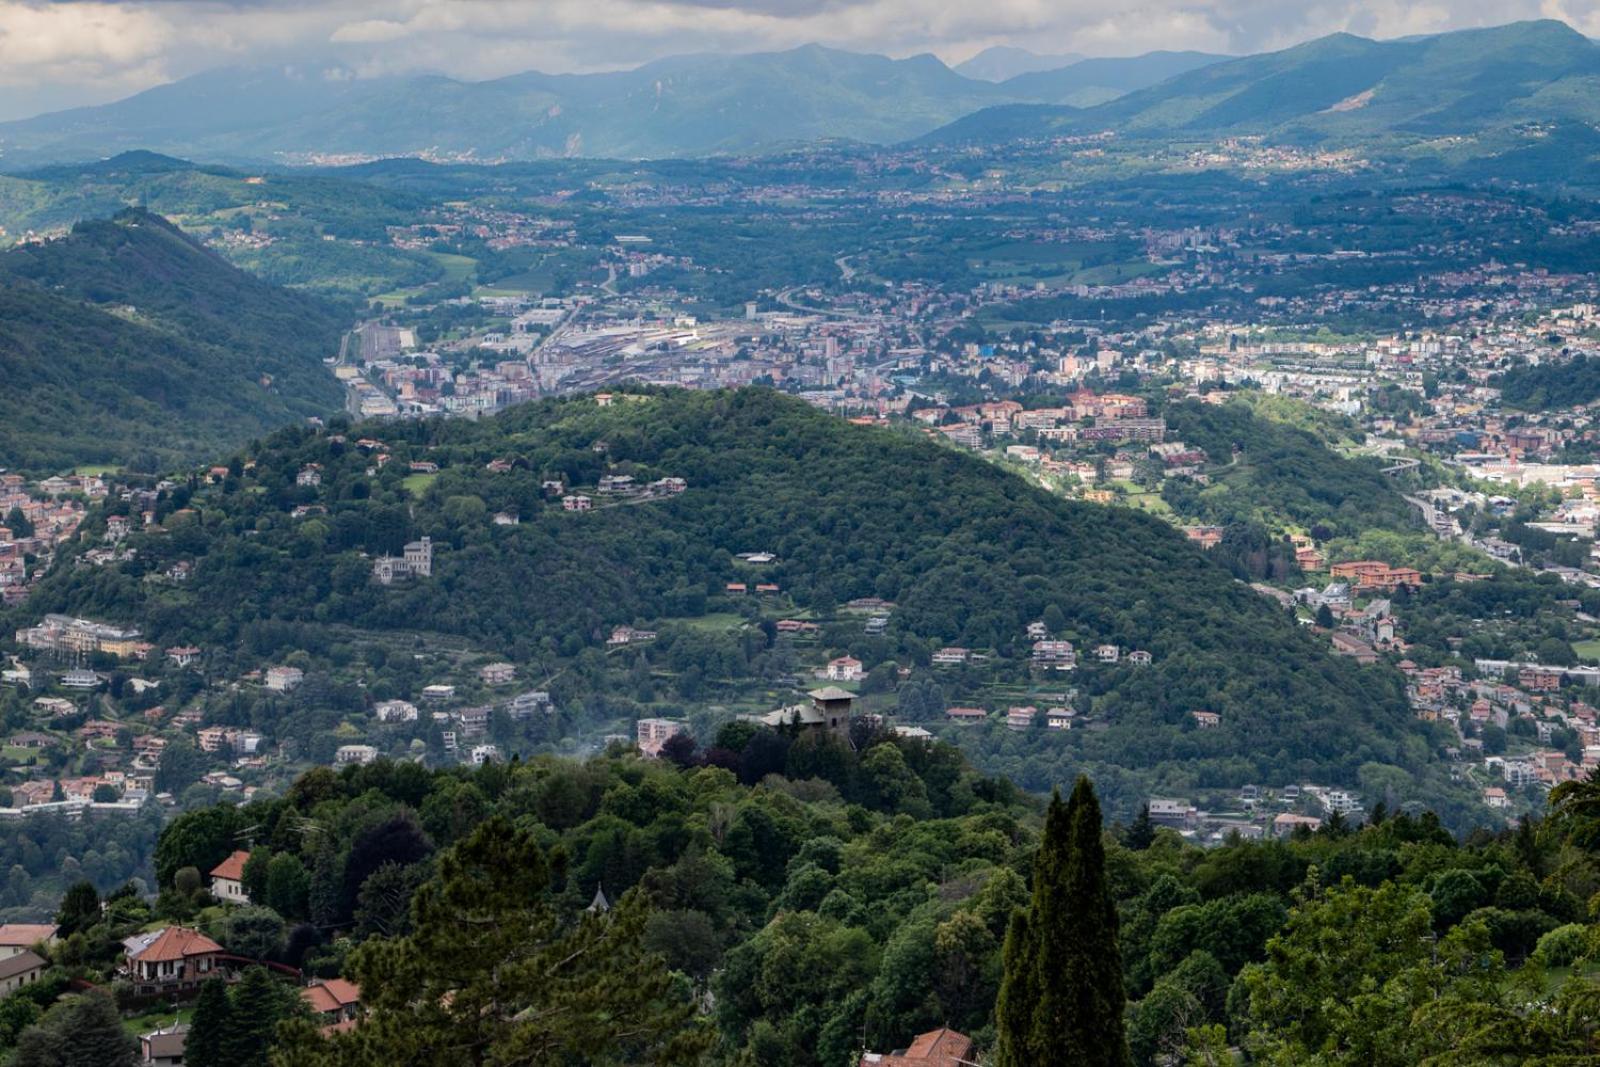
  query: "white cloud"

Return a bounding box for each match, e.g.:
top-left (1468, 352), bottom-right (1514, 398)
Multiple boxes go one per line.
top-left (2, 0), bottom-right (1598, 121)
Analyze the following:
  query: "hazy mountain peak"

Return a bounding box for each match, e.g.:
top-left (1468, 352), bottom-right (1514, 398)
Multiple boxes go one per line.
top-left (955, 45), bottom-right (1087, 82)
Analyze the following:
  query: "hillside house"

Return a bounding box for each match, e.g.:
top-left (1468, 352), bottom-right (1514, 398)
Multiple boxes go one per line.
top-left (0, 925), bottom-right (56, 960)
top-left (637, 718), bottom-right (686, 758)
top-left (141, 1024), bottom-right (189, 1067)
top-left (302, 978), bottom-right (362, 1032)
top-left (209, 850), bottom-right (250, 904)
top-left (1030, 640), bottom-right (1077, 670)
top-left (265, 666), bottom-right (304, 692)
top-left (1006, 706), bottom-right (1037, 731)
top-left (749, 688), bottom-right (856, 738)
top-left (478, 662), bottom-right (517, 686)
top-left (372, 537), bottom-right (433, 585)
top-left (0, 951), bottom-right (45, 995)
top-left (374, 700), bottom-right (418, 724)
top-left (859, 1027), bottom-right (973, 1066)
top-left (825, 656), bottom-right (863, 682)
top-left (123, 927), bottom-right (224, 995)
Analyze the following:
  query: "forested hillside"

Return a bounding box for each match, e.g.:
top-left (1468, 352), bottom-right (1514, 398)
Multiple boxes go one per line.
top-left (22, 748), bottom-right (1600, 1066)
top-left (1498, 355), bottom-right (1600, 410)
top-left (1161, 398), bottom-right (1419, 538)
top-left (14, 388), bottom-right (1455, 811)
top-left (0, 210), bottom-right (347, 471)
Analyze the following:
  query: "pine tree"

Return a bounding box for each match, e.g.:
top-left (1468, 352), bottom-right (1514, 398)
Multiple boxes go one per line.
top-left (273, 816), bottom-right (710, 1066)
top-left (55, 880), bottom-right (100, 936)
top-left (224, 966), bottom-right (299, 1067)
top-left (993, 778), bottom-right (1130, 1067)
top-left (186, 978), bottom-right (232, 1067)
top-left (1124, 803), bottom-right (1156, 850)
top-left (12, 990), bottom-right (137, 1067)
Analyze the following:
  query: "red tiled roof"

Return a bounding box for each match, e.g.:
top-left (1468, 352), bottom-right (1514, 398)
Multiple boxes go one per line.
top-left (302, 979), bottom-right (361, 1014)
top-left (863, 1027), bottom-right (974, 1066)
top-left (209, 850), bottom-right (250, 881)
top-left (132, 926), bottom-right (223, 963)
top-left (0, 924), bottom-right (57, 947)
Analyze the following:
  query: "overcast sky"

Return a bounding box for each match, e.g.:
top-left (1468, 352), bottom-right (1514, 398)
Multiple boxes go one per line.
top-left (1, 0), bottom-right (1597, 120)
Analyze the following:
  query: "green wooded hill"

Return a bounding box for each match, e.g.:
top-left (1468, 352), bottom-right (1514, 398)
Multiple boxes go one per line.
top-left (1497, 355), bottom-right (1600, 410)
top-left (1160, 398), bottom-right (1420, 538)
top-left (0, 209), bottom-right (346, 472)
top-left (18, 388), bottom-right (1445, 801)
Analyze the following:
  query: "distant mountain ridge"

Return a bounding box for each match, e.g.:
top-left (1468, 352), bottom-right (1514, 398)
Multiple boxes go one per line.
top-left (2, 22), bottom-right (1594, 165)
top-left (924, 20), bottom-right (1600, 152)
top-left (955, 46), bottom-right (1087, 82)
top-left (998, 51), bottom-right (1228, 108)
top-left (0, 210), bottom-right (346, 471)
top-left (0, 45), bottom-right (1219, 165)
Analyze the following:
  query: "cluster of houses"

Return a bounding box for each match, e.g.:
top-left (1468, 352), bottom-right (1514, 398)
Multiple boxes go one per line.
top-left (1146, 782), bottom-right (1361, 841)
top-left (561, 473), bottom-right (687, 513)
top-left (0, 474), bottom-right (93, 606)
top-left (1402, 660), bottom-right (1599, 811)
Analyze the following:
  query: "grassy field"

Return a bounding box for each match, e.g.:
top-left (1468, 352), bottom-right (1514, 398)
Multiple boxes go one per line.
top-left (72, 464), bottom-right (120, 477)
top-left (1109, 480), bottom-right (1174, 516)
top-left (1575, 638), bottom-right (1600, 662)
top-left (401, 472), bottom-right (439, 496)
top-left (667, 612), bottom-right (747, 633)
top-left (123, 1005), bottom-right (192, 1038)
top-left (376, 251), bottom-right (478, 307)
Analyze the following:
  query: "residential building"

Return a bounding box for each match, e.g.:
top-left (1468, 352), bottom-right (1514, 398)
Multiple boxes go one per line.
top-left (748, 688), bottom-right (856, 737)
top-left (478, 662), bottom-right (517, 686)
top-left (1030, 640), bottom-right (1077, 670)
top-left (372, 537), bottom-right (434, 585)
top-left (1148, 798), bottom-right (1198, 829)
top-left (860, 1027), bottom-right (973, 1067)
top-left (265, 666), bottom-right (304, 692)
top-left (335, 745), bottom-right (379, 766)
top-left (209, 850), bottom-right (250, 904)
top-left (141, 1023), bottom-right (189, 1067)
top-left (302, 978), bottom-right (362, 1031)
top-left (825, 656), bottom-right (863, 682)
top-left (0, 951), bottom-right (45, 995)
top-left (374, 700), bottom-right (418, 724)
top-left (122, 927), bottom-right (225, 995)
top-left (0, 925), bottom-right (56, 960)
top-left (637, 718), bottom-right (687, 758)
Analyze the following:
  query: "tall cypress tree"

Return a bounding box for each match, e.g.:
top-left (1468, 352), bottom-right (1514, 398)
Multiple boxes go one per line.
top-left (992, 909), bottom-right (1036, 1067)
top-left (994, 777), bottom-right (1130, 1067)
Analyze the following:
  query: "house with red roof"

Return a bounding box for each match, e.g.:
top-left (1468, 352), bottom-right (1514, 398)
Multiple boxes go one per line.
top-left (860, 1027), bottom-right (973, 1066)
top-left (122, 926), bottom-right (224, 995)
top-left (209, 850), bottom-right (251, 904)
top-left (302, 978), bottom-right (362, 1031)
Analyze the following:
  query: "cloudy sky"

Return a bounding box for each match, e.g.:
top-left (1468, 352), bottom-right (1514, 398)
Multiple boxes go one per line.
top-left (1, 0), bottom-right (1597, 120)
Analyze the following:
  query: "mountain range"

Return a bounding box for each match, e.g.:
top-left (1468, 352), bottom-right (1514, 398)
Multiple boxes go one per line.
top-left (0, 21), bottom-right (1595, 168)
top-left (926, 20), bottom-right (1600, 152)
top-left (0, 45), bottom-right (1221, 165)
top-left (0, 210), bottom-right (346, 472)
